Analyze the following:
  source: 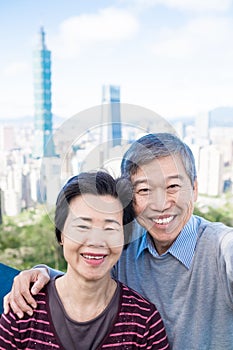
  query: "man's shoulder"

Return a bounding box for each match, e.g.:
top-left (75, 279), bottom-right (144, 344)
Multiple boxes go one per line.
top-left (196, 215), bottom-right (233, 235)
top-left (195, 215), bottom-right (233, 249)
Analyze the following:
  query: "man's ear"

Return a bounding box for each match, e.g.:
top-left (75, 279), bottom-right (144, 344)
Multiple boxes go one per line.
top-left (193, 180), bottom-right (198, 202)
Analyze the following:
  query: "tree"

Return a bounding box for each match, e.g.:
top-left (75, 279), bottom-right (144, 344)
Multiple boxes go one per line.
top-left (0, 207), bottom-right (66, 271)
top-left (0, 189), bottom-right (2, 225)
top-left (194, 199), bottom-right (233, 227)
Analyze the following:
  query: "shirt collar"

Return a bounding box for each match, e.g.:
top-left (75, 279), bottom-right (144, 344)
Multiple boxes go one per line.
top-left (136, 216), bottom-right (199, 269)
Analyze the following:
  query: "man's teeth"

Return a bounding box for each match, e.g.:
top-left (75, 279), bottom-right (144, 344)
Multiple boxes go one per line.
top-left (83, 255), bottom-right (104, 260)
top-left (153, 216), bottom-right (174, 224)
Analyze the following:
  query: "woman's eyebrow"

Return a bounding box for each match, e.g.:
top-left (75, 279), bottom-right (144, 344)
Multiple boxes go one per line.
top-left (73, 216), bottom-right (92, 222)
top-left (72, 217), bottom-right (121, 226)
top-left (105, 219), bottom-right (121, 226)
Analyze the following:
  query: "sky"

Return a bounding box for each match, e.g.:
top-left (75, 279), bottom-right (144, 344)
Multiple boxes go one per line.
top-left (1, 0), bottom-right (233, 121)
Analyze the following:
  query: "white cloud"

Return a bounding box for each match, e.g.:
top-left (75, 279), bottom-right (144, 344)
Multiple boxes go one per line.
top-left (119, 0), bottom-right (232, 12)
top-left (152, 16), bottom-right (233, 59)
top-left (145, 15), bottom-right (233, 117)
top-left (2, 62), bottom-right (30, 77)
top-left (52, 7), bottom-right (139, 59)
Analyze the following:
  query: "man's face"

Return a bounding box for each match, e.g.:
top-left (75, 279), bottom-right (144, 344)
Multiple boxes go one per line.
top-left (131, 155), bottom-right (198, 254)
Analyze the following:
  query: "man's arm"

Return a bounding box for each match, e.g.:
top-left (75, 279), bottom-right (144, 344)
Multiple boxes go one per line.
top-left (4, 265), bottom-right (63, 318)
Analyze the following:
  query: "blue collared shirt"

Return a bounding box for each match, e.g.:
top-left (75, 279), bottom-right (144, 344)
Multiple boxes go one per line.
top-left (136, 215), bottom-right (200, 269)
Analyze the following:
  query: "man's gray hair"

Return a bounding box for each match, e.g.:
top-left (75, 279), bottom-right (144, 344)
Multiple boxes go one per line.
top-left (121, 133), bottom-right (197, 187)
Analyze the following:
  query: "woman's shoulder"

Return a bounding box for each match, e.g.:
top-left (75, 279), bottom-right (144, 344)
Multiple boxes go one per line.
top-left (119, 282), bottom-right (157, 310)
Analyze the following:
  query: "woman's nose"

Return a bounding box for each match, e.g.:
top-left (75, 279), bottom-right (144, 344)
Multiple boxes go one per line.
top-left (85, 228), bottom-right (106, 247)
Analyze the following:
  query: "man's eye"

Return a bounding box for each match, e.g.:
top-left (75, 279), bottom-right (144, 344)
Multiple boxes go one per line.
top-left (167, 184), bottom-right (180, 192)
top-left (136, 188), bottom-right (149, 195)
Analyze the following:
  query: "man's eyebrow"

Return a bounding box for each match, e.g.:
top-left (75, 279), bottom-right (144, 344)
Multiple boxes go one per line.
top-left (167, 174), bottom-right (184, 181)
top-left (132, 179), bottom-right (148, 187)
top-left (132, 174), bottom-right (184, 187)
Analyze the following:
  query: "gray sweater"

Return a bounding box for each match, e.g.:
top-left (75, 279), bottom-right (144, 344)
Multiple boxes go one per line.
top-left (112, 215), bottom-right (233, 350)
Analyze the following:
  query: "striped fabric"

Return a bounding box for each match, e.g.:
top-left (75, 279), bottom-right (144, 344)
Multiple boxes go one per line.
top-left (0, 283), bottom-right (169, 349)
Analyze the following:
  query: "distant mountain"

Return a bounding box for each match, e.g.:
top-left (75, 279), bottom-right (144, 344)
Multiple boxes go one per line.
top-left (170, 106), bottom-right (233, 128)
top-left (0, 116), bottom-right (32, 125)
top-left (169, 115), bottom-right (195, 125)
top-left (209, 107), bottom-right (233, 127)
top-left (1, 106), bottom-right (233, 129)
top-left (0, 115), bottom-right (65, 127)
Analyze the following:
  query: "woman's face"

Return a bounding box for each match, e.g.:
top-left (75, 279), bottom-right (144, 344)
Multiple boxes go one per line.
top-left (61, 193), bottom-right (124, 282)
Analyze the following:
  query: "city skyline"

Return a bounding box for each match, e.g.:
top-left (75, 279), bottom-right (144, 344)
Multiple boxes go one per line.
top-left (1, 0), bottom-right (233, 122)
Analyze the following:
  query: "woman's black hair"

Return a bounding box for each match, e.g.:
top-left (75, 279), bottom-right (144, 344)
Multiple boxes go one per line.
top-left (55, 171), bottom-right (134, 245)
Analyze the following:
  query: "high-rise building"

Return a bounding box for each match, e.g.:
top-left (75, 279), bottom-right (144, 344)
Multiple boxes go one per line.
top-left (33, 27), bottom-right (55, 158)
top-left (0, 126), bottom-right (16, 151)
top-left (198, 145), bottom-right (223, 196)
top-left (102, 85), bottom-right (122, 147)
top-left (195, 111), bottom-right (210, 146)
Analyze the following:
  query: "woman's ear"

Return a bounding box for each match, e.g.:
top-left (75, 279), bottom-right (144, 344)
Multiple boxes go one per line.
top-left (60, 233), bottom-right (64, 245)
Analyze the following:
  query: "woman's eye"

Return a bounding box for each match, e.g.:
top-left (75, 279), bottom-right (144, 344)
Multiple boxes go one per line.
top-left (105, 227), bottom-right (118, 231)
top-left (76, 225), bottom-right (90, 230)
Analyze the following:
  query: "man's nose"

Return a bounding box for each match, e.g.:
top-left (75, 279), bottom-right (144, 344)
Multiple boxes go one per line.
top-left (148, 189), bottom-right (171, 212)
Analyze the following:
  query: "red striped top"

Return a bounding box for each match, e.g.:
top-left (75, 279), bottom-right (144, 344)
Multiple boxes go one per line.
top-left (0, 282), bottom-right (169, 349)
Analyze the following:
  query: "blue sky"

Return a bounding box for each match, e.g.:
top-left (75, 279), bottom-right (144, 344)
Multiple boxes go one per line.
top-left (1, 0), bottom-right (233, 120)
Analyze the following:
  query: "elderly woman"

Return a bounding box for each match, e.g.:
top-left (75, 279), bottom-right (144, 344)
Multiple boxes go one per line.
top-left (0, 171), bottom-right (169, 349)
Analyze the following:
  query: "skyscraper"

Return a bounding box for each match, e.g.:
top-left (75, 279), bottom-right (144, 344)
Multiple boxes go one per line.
top-left (102, 85), bottom-right (122, 147)
top-left (33, 27), bottom-right (55, 158)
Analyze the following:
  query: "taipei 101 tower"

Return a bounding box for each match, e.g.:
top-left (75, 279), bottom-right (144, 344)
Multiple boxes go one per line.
top-left (33, 27), bottom-right (55, 158)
